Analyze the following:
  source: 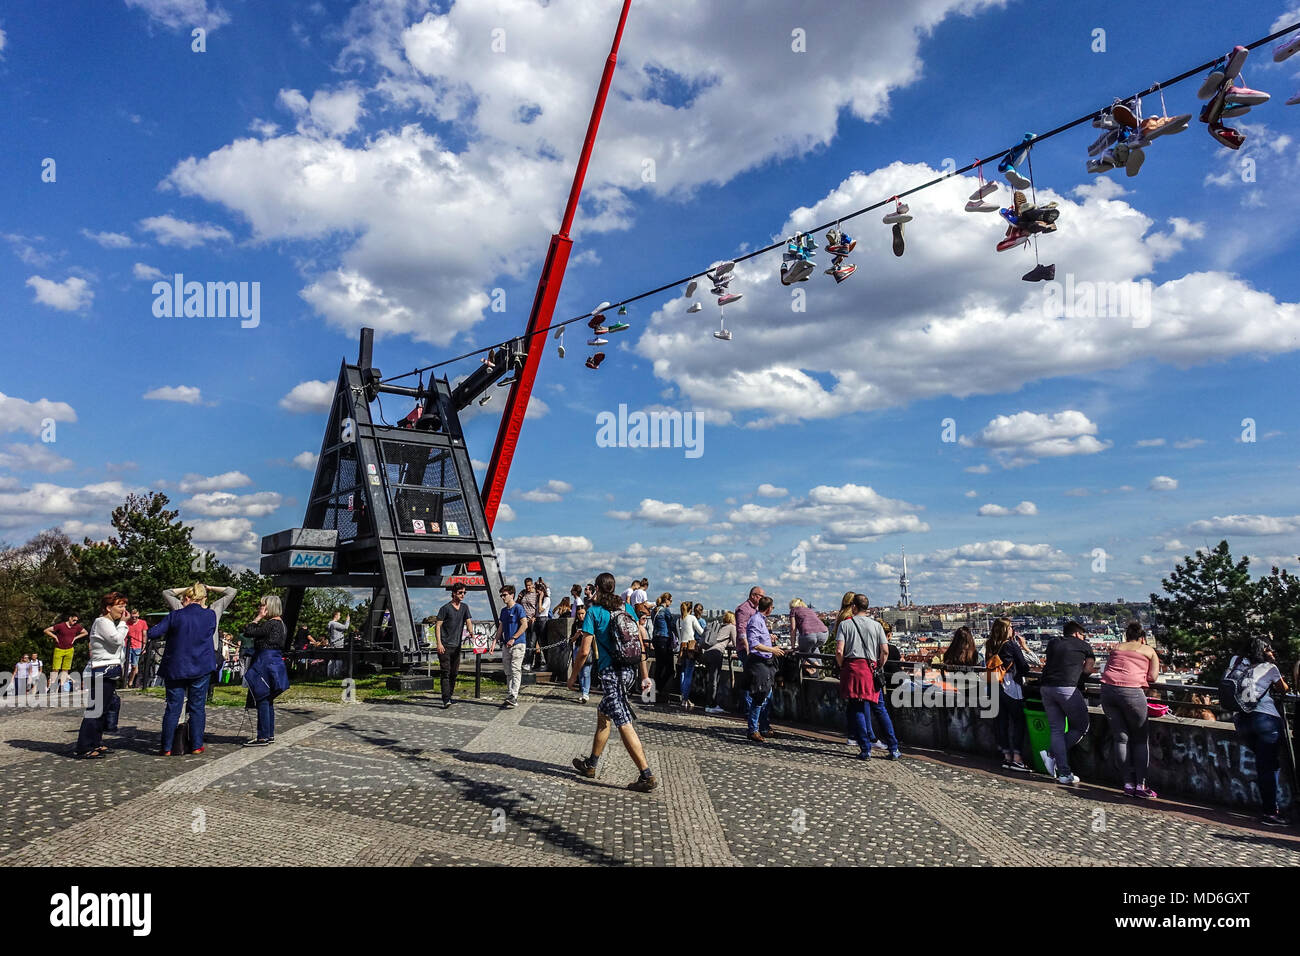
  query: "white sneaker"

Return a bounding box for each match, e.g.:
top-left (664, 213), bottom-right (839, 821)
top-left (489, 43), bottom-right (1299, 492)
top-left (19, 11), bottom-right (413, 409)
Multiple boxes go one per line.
top-left (686, 302), bottom-right (702, 313)
top-left (872, 740), bottom-right (889, 751)
top-left (580, 695), bottom-right (589, 703)
top-left (1039, 750), bottom-right (1057, 777)
top-left (1274, 34), bottom-right (1300, 62)
top-left (705, 706), bottom-right (723, 714)
top-left (1125, 145), bottom-right (1146, 177)
top-left (969, 181), bottom-right (998, 201)
top-left (1004, 168), bottom-right (1032, 190)
top-left (1057, 772), bottom-right (1080, 785)
top-left (586, 337), bottom-right (608, 346)
top-left (965, 199), bottom-right (998, 212)
top-left (1289, 90), bottom-right (1300, 106)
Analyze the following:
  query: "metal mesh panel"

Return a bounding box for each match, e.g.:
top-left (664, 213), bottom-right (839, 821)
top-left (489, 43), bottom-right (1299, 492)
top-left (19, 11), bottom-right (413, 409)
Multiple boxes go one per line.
top-left (379, 439), bottom-right (468, 537)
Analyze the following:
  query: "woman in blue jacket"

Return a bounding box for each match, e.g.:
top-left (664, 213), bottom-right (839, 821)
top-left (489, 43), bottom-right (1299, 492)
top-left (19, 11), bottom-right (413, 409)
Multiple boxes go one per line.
top-left (242, 594), bottom-right (290, 746)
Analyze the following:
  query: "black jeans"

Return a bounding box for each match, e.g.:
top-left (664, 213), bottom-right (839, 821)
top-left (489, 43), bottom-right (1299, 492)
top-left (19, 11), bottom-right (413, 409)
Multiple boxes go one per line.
top-left (652, 640), bottom-right (676, 702)
top-left (438, 647), bottom-right (462, 703)
top-left (994, 689), bottom-right (1026, 757)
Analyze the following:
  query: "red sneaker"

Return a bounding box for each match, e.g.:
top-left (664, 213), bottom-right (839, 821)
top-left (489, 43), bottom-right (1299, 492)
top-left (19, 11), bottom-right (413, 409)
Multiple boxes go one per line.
top-left (191, 747), bottom-right (205, 755)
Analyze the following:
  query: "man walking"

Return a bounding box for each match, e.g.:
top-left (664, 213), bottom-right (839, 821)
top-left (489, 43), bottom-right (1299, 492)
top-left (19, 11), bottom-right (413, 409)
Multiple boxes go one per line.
top-left (44, 612), bottom-right (86, 694)
top-left (434, 585), bottom-right (473, 709)
top-left (124, 609), bottom-right (148, 688)
top-left (492, 585), bottom-right (528, 708)
top-left (568, 572), bottom-right (658, 792)
top-left (1040, 620), bottom-right (1096, 785)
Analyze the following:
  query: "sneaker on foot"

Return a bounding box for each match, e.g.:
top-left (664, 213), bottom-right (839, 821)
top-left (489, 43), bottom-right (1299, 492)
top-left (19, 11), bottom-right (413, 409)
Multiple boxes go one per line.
top-left (572, 756), bottom-right (596, 778)
top-left (705, 705), bottom-right (723, 714)
top-left (1132, 785), bottom-right (1157, 799)
top-left (1039, 750), bottom-right (1057, 777)
top-left (872, 740), bottom-right (889, 751)
top-left (191, 747), bottom-right (205, 755)
top-left (1056, 772), bottom-right (1080, 785)
top-left (1261, 812), bottom-right (1289, 827)
top-left (628, 773), bottom-right (659, 793)
top-left (1124, 783), bottom-right (1137, 796)
top-left (1008, 760), bottom-right (1032, 773)
top-left (887, 750), bottom-right (901, 761)
top-left (580, 695), bottom-right (589, 703)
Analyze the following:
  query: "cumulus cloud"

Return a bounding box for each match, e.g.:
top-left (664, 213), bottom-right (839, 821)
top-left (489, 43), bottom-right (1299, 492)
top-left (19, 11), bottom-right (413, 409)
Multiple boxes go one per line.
top-left (1149, 475), bottom-right (1178, 491)
top-left (0, 481), bottom-right (141, 518)
top-left (188, 517), bottom-right (256, 543)
top-left (178, 471), bottom-right (252, 493)
top-left (279, 380), bottom-right (334, 413)
top-left (926, 540), bottom-right (1072, 571)
top-left (1188, 515), bottom-right (1300, 536)
top-left (124, 0), bottom-right (230, 33)
top-left (182, 491), bottom-right (283, 518)
top-left (143, 385), bottom-right (203, 404)
top-left (500, 534), bottom-right (592, 555)
top-left (1136, 438), bottom-right (1165, 447)
top-left (496, 502), bottom-right (516, 522)
top-left (977, 501), bottom-right (1038, 516)
top-left (26, 275), bottom-right (93, 311)
top-left (756, 483), bottom-right (788, 498)
top-left (963, 410), bottom-right (1111, 464)
top-left (278, 86), bottom-right (366, 137)
top-left (80, 229), bottom-right (135, 248)
top-left (138, 214), bottom-right (233, 248)
top-left (517, 479), bottom-right (573, 503)
top-left (607, 498), bottom-right (712, 526)
top-left (0, 393), bottom-right (77, 436)
top-left (292, 451), bottom-right (318, 470)
top-left (0, 443), bottom-right (75, 473)
top-left (132, 262), bottom-right (166, 280)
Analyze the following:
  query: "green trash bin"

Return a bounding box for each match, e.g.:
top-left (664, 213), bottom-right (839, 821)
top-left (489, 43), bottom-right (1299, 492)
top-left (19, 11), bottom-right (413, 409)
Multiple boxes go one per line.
top-left (1023, 696), bottom-right (1065, 774)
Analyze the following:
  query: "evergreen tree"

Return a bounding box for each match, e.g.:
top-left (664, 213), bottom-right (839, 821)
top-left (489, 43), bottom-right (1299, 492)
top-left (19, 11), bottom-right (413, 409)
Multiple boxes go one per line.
top-left (1150, 541), bottom-right (1258, 675)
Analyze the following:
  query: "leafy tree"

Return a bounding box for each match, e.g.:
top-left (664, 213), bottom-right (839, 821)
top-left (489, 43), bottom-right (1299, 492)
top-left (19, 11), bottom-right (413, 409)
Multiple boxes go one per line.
top-left (1254, 565), bottom-right (1300, 671)
top-left (1150, 541), bottom-right (1277, 678)
top-left (0, 530), bottom-right (81, 668)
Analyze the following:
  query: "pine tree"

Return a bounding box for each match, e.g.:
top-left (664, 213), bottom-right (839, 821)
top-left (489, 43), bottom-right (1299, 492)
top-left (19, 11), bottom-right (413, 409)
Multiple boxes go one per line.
top-left (1150, 541), bottom-right (1258, 675)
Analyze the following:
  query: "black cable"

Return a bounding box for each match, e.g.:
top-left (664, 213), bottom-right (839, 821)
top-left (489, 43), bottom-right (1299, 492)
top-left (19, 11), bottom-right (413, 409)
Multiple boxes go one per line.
top-left (380, 19), bottom-right (1300, 386)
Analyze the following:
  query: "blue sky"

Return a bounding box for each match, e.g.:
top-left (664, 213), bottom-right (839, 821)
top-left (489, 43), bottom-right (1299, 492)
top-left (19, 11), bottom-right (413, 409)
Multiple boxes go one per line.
top-left (3, 0), bottom-right (1300, 614)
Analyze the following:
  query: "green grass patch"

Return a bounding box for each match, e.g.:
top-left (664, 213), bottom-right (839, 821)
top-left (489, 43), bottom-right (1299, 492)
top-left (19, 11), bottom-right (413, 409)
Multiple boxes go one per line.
top-left (130, 673), bottom-right (505, 708)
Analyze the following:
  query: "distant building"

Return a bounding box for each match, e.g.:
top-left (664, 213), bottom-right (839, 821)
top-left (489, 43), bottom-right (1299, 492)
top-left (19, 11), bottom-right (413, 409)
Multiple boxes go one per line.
top-left (899, 548), bottom-right (912, 608)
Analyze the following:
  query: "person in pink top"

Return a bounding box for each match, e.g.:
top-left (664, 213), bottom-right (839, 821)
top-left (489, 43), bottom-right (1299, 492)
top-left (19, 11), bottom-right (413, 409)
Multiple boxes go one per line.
top-left (734, 586), bottom-right (763, 661)
top-left (125, 608), bottom-right (149, 688)
top-left (1100, 622), bottom-right (1161, 799)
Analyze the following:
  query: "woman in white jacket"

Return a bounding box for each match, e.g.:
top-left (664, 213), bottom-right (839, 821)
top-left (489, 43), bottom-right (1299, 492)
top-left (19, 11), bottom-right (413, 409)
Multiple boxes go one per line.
top-left (74, 591), bottom-right (129, 758)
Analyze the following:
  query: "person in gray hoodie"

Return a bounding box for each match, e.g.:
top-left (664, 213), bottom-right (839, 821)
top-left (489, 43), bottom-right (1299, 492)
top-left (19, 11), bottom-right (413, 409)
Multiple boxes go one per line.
top-left (74, 591), bottom-right (129, 758)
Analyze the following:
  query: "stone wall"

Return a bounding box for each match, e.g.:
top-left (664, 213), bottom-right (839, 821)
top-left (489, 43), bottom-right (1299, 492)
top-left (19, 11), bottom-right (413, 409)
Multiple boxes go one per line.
top-left (708, 664), bottom-right (1294, 811)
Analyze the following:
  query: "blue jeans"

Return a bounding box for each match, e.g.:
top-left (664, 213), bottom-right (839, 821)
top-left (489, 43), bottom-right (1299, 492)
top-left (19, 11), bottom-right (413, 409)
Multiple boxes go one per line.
top-left (578, 658), bottom-right (593, 697)
top-left (868, 697), bottom-right (899, 751)
top-left (745, 689), bottom-right (771, 735)
top-left (257, 695), bottom-right (275, 740)
top-left (1235, 710), bottom-right (1283, 814)
top-left (679, 659), bottom-right (696, 704)
top-left (76, 665), bottom-right (121, 753)
top-left (161, 674), bottom-right (209, 752)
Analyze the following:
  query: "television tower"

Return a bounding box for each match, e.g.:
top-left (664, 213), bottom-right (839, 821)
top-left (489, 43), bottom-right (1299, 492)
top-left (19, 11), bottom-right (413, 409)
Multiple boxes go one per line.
top-left (899, 548), bottom-right (912, 607)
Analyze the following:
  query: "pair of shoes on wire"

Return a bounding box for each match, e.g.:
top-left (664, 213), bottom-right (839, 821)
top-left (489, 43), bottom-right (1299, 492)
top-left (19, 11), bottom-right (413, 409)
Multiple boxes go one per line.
top-left (997, 132), bottom-right (1036, 189)
top-left (822, 225), bottom-right (857, 283)
top-left (882, 198), bottom-right (911, 256)
top-left (965, 163), bottom-right (1000, 213)
top-left (1197, 45), bottom-right (1267, 150)
top-left (781, 234), bottom-right (817, 285)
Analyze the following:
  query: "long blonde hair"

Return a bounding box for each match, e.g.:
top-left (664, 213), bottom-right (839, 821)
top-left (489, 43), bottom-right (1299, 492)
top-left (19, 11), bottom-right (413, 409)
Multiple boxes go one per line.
top-left (985, 617), bottom-right (1013, 661)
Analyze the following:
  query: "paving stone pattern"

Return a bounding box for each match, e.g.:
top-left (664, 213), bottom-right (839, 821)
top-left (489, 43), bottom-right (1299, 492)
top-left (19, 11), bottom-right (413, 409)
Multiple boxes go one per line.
top-left (1, 689), bottom-right (1297, 867)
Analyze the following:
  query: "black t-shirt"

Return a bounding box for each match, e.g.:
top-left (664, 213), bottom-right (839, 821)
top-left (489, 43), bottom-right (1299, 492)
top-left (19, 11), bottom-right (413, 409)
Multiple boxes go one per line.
top-left (1041, 636), bottom-right (1095, 688)
top-left (436, 601), bottom-right (473, 647)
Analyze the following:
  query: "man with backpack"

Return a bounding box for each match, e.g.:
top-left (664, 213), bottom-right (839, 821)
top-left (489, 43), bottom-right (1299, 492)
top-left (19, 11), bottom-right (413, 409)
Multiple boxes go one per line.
top-left (568, 572), bottom-right (658, 792)
top-left (1221, 637), bottom-right (1292, 827)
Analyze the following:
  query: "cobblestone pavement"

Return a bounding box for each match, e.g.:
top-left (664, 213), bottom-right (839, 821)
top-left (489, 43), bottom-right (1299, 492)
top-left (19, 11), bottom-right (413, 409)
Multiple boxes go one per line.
top-left (1, 688), bottom-right (1297, 867)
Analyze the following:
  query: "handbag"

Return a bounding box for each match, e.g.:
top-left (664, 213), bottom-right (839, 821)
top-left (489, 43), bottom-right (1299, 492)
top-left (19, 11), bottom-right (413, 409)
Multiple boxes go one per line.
top-left (1146, 700), bottom-right (1170, 718)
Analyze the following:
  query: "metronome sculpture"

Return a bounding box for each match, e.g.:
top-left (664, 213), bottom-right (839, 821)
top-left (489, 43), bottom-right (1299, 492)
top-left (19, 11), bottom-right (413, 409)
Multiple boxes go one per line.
top-left (262, 328), bottom-right (512, 666)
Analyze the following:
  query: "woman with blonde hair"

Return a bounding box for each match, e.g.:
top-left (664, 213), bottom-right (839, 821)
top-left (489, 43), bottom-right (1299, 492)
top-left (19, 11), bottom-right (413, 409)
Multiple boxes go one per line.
top-left (242, 594), bottom-right (290, 746)
top-left (678, 601), bottom-right (704, 709)
top-left (702, 611), bottom-right (736, 714)
top-left (789, 597), bottom-right (829, 678)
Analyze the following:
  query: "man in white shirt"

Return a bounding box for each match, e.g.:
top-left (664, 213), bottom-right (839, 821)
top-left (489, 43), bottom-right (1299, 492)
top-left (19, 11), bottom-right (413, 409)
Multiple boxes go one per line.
top-left (632, 579), bottom-right (648, 605)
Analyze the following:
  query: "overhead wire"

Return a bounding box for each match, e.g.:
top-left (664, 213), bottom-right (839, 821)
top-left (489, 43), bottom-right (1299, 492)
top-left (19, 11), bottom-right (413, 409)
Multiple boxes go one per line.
top-left (380, 19), bottom-right (1300, 386)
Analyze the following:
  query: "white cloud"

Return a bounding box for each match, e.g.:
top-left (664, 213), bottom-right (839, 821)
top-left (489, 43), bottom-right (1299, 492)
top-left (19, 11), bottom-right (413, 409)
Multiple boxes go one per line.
top-left (1064, 488), bottom-right (1089, 497)
top-left (26, 275), bottom-right (93, 311)
top-left (964, 464), bottom-right (991, 474)
top-left (1162, 539), bottom-right (1185, 552)
top-left (279, 380), bottom-right (334, 413)
top-left (977, 501), bottom-right (1038, 517)
top-left (1136, 438), bottom-right (1165, 447)
top-left (278, 86), bottom-right (366, 137)
top-left (188, 516), bottom-right (255, 543)
top-left (143, 385), bottom-right (203, 404)
top-left (60, 520), bottom-right (115, 543)
top-left (138, 214), bottom-right (233, 248)
top-left (926, 540), bottom-right (1072, 571)
top-left (756, 483), bottom-right (788, 498)
top-left (0, 393), bottom-right (77, 436)
top-left (0, 481), bottom-right (139, 517)
top-left (1172, 438), bottom-right (1206, 449)
top-left (80, 229), bottom-right (135, 248)
top-left (1149, 475), bottom-right (1178, 491)
top-left (607, 498), bottom-right (712, 526)
top-left (133, 262), bottom-right (166, 280)
top-left (964, 490), bottom-right (977, 498)
top-left (0, 443), bottom-right (75, 473)
top-left (496, 502), bottom-right (516, 522)
top-left (517, 479), bottom-right (573, 503)
top-left (1188, 515), bottom-right (1300, 536)
top-left (0, 28), bottom-right (6, 56)
top-left (292, 451), bottom-right (318, 470)
top-left (183, 491), bottom-right (283, 518)
top-left (963, 410), bottom-right (1110, 464)
top-left (500, 534), bottom-right (592, 554)
top-left (124, 0), bottom-right (230, 33)
top-left (178, 471), bottom-right (252, 493)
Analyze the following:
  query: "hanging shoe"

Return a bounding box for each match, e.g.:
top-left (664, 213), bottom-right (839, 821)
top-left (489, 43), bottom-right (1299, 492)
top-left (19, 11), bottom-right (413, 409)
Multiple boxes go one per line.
top-left (825, 227), bottom-right (841, 246)
top-left (1004, 166), bottom-right (1031, 189)
top-left (826, 262), bottom-right (856, 283)
top-left (891, 221), bottom-right (905, 257)
top-left (1223, 84), bottom-right (1270, 107)
top-left (711, 260), bottom-right (735, 280)
top-left (826, 235), bottom-right (857, 255)
top-left (780, 260), bottom-right (814, 285)
top-left (710, 285), bottom-right (729, 296)
top-left (1223, 44), bottom-right (1249, 81)
top-left (1088, 127), bottom-right (1120, 157)
top-left (1219, 102), bottom-right (1251, 118)
top-left (1275, 34), bottom-right (1300, 62)
top-left (882, 200), bottom-right (912, 224)
top-left (717, 292), bottom-right (742, 306)
top-left (588, 315), bottom-right (608, 331)
top-left (996, 226), bottom-right (1031, 252)
top-left (1134, 113), bottom-right (1190, 145)
top-left (1112, 100), bottom-right (1140, 129)
top-left (1086, 155), bottom-right (1118, 175)
top-left (1208, 121), bottom-right (1246, 149)
top-left (606, 321), bottom-right (630, 333)
top-left (965, 198), bottom-right (998, 212)
top-left (587, 336), bottom-right (608, 346)
top-left (585, 352), bottom-right (605, 370)
top-left (713, 328), bottom-right (732, 341)
top-left (998, 132), bottom-right (1035, 172)
top-left (1196, 69), bottom-right (1226, 100)
top-left (685, 280), bottom-right (697, 298)
top-left (556, 344), bottom-right (565, 358)
top-left (1288, 90), bottom-right (1300, 106)
top-left (969, 180), bottom-right (999, 201)
top-left (1092, 110), bottom-right (1118, 130)
top-left (1125, 145), bottom-right (1146, 177)
top-left (1022, 263), bottom-right (1055, 282)
top-left (686, 301), bottom-right (703, 313)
